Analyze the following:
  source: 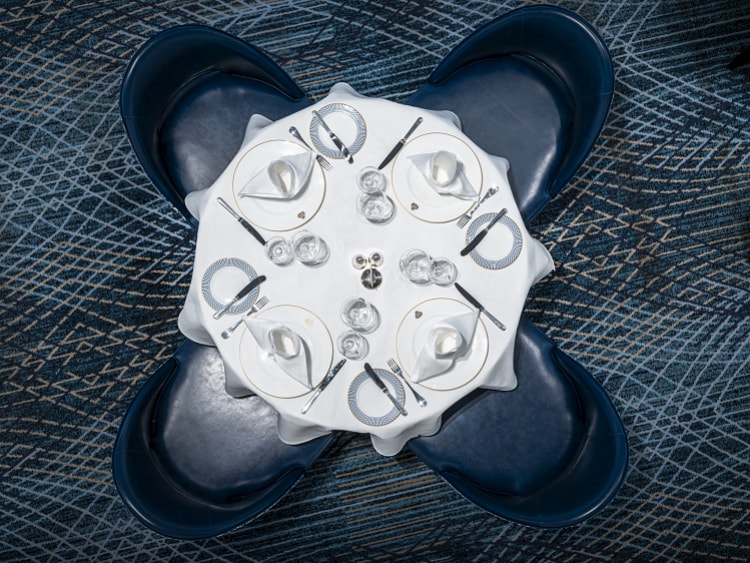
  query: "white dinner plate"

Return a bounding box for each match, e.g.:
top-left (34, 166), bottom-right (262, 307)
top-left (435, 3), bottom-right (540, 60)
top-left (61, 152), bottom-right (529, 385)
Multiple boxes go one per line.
top-left (347, 368), bottom-right (406, 426)
top-left (309, 103), bottom-right (367, 159)
top-left (201, 257), bottom-right (259, 315)
top-left (231, 140), bottom-right (326, 231)
top-left (395, 298), bottom-right (489, 391)
top-left (391, 132), bottom-right (483, 223)
top-left (238, 305), bottom-right (333, 398)
top-left (466, 213), bottom-right (523, 270)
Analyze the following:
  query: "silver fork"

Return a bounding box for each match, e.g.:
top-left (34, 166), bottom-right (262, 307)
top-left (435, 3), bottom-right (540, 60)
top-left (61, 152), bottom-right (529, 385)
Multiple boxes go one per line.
top-left (457, 185), bottom-right (499, 228)
top-left (387, 358), bottom-right (427, 407)
top-left (221, 296), bottom-right (269, 339)
top-left (288, 126), bottom-right (332, 170)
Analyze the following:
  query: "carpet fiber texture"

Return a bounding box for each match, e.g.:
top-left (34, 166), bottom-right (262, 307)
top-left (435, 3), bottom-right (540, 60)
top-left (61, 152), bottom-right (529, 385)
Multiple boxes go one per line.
top-left (1, 0), bottom-right (749, 561)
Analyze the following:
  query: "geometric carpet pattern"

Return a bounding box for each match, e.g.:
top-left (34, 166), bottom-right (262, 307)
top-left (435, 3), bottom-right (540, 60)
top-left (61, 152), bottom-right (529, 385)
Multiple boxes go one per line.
top-left (1, 0), bottom-right (748, 560)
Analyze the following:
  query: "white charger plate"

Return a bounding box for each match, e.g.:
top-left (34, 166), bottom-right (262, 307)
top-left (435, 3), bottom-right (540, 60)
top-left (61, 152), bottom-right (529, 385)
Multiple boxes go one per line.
top-left (391, 132), bottom-right (483, 223)
top-left (395, 298), bottom-right (489, 391)
top-left (238, 305), bottom-right (333, 399)
top-left (232, 140), bottom-right (326, 231)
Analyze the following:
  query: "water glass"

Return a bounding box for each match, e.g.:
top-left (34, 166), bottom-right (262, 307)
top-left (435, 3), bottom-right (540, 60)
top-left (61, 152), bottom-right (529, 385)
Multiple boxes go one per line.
top-left (357, 193), bottom-right (395, 224)
top-left (399, 249), bottom-right (432, 285)
top-left (430, 257), bottom-right (458, 285)
top-left (337, 331), bottom-right (369, 360)
top-left (357, 166), bottom-right (387, 194)
top-left (340, 297), bottom-right (381, 333)
top-left (292, 230), bottom-right (329, 266)
top-left (265, 236), bottom-right (294, 265)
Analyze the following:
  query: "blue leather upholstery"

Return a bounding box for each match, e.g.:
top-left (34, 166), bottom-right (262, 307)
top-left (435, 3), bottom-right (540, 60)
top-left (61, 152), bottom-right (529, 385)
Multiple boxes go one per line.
top-left (407, 6), bottom-right (627, 527)
top-left (115, 26), bottom-right (326, 539)
top-left (112, 341), bottom-right (333, 539)
top-left (408, 5), bottom-right (613, 223)
top-left (409, 318), bottom-right (628, 527)
top-left (120, 25), bottom-right (310, 225)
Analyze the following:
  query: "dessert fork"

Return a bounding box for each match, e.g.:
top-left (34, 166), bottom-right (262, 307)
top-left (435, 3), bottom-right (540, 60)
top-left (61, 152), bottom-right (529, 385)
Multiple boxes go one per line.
top-left (220, 296), bottom-right (269, 339)
top-left (387, 358), bottom-right (427, 407)
top-left (457, 185), bottom-right (499, 228)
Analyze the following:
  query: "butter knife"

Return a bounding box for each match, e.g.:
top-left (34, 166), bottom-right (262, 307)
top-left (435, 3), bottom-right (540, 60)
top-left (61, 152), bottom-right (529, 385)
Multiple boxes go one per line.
top-left (212, 275), bottom-right (267, 319)
top-left (460, 208), bottom-right (508, 256)
top-left (312, 110), bottom-right (353, 163)
top-left (377, 116), bottom-right (423, 170)
top-left (364, 363), bottom-right (408, 416)
top-left (454, 282), bottom-right (506, 331)
top-left (301, 358), bottom-right (347, 414)
top-left (216, 197), bottom-right (266, 245)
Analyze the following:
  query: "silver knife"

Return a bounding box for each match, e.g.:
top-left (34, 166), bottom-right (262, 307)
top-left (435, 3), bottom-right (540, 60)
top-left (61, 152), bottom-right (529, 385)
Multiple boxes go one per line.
top-left (454, 282), bottom-right (506, 331)
top-left (377, 116), bottom-right (423, 169)
top-left (312, 110), bottom-right (353, 163)
top-left (301, 359), bottom-right (347, 414)
top-left (364, 363), bottom-right (407, 416)
top-left (212, 275), bottom-right (267, 319)
top-left (460, 208), bottom-right (508, 256)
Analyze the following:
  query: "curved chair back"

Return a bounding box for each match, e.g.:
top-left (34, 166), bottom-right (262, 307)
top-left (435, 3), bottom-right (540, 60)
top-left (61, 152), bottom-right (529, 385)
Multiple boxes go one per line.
top-left (409, 6), bottom-right (614, 222)
top-left (113, 341), bottom-right (332, 539)
top-left (409, 317), bottom-right (628, 527)
top-left (120, 25), bottom-right (310, 223)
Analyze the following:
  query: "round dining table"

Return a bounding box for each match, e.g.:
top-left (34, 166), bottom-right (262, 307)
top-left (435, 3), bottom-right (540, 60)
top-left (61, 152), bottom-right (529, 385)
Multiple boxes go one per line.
top-left (177, 83), bottom-right (554, 455)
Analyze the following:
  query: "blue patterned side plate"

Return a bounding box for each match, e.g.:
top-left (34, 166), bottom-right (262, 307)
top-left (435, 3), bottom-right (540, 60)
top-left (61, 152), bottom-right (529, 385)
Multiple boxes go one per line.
top-left (310, 103), bottom-right (367, 159)
top-left (201, 257), bottom-right (259, 315)
top-left (466, 212), bottom-right (523, 269)
top-left (348, 369), bottom-right (405, 427)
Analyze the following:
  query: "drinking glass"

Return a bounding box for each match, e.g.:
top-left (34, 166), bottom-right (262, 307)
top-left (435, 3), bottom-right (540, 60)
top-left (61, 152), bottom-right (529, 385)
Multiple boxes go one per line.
top-left (357, 166), bottom-right (387, 194)
top-left (357, 193), bottom-right (395, 224)
top-left (292, 230), bottom-right (330, 266)
top-left (430, 257), bottom-right (458, 285)
top-left (399, 249), bottom-right (432, 285)
top-left (265, 236), bottom-right (294, 265)
top-left (337, 331), bottom-right (369, 360)
top-left (340, 297), bottom-right (381, 333)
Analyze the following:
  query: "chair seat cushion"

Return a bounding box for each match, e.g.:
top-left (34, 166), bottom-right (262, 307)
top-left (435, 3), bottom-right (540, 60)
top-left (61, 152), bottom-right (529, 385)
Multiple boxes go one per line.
top-left (414, 337), bottom-right (585, 497)
top-left (150, 343), bottom-right (322, 504)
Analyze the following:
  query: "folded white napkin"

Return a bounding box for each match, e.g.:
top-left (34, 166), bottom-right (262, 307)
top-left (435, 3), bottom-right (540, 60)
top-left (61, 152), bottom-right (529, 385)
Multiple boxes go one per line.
top-left (243, 318), bottom-right (312, 388)
top-left (409, 151), bottom-right (478, 200)
top-left (240, 151), bottom-right (314, 200)
top-left (411, 310), bottom-right (480, 382)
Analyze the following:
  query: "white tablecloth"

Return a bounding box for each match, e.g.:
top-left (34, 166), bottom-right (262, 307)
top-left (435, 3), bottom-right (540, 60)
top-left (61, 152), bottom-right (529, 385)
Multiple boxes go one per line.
top-left (178, 83), bottom-right (554, 455)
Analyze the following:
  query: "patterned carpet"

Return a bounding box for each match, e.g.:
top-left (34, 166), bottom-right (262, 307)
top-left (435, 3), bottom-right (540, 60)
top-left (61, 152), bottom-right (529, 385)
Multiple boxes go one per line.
top-left (1, 0), bottom-right (749, 560)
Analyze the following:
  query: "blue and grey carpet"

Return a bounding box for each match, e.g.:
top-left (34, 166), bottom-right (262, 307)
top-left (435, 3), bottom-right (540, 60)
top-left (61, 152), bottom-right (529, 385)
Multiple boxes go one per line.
top-left (1, 0), bottom-right (749, 560)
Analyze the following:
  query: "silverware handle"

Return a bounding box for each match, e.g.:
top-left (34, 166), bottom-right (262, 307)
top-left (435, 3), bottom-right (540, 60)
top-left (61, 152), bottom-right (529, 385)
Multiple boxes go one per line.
top-left (301, 388), bottom-right (322, 414)
top-left (482, 309), bottom-right (506, 331)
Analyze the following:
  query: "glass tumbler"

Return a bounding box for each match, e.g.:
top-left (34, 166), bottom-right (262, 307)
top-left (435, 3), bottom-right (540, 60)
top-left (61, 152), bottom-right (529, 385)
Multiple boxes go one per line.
top-left (430, 257), bottom-right (458, 285)
top-left (357, 193), bottom-right (395, 224)
top-left (340, 297), bottom-right (381, 334)
top-left (265, 236), bottom-right (294, 265)
top-left (357, 166), bottom-right (387, 194)
top-left (337, 331), bottom-right (369, 360)
top-left (292, 230), bottom-right (330, 266)
top-left (399, 249), bottom-right (432, 285)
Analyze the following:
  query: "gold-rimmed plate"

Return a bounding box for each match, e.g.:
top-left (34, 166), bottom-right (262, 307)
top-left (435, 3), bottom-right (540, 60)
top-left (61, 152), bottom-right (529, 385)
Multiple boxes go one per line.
top-left (232, 140), bottom-right (326, 232)
top-left (238, 305), bottom-right (333, 399)
top-left (391, 132), bottom-right (483, 223)
top-left (395, 298), bottom-right (489, 391)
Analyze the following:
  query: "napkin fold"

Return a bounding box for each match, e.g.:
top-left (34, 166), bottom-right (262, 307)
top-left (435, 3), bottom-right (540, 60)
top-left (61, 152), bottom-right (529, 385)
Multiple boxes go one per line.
top-left (409, 151), bottom-right (478, 200)
top-left (240, 151), bottom-right (314, 200)
top-left (411, 310), bottom-right (480, 382)
top-left (244, 317), bottom-right (312, 388)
